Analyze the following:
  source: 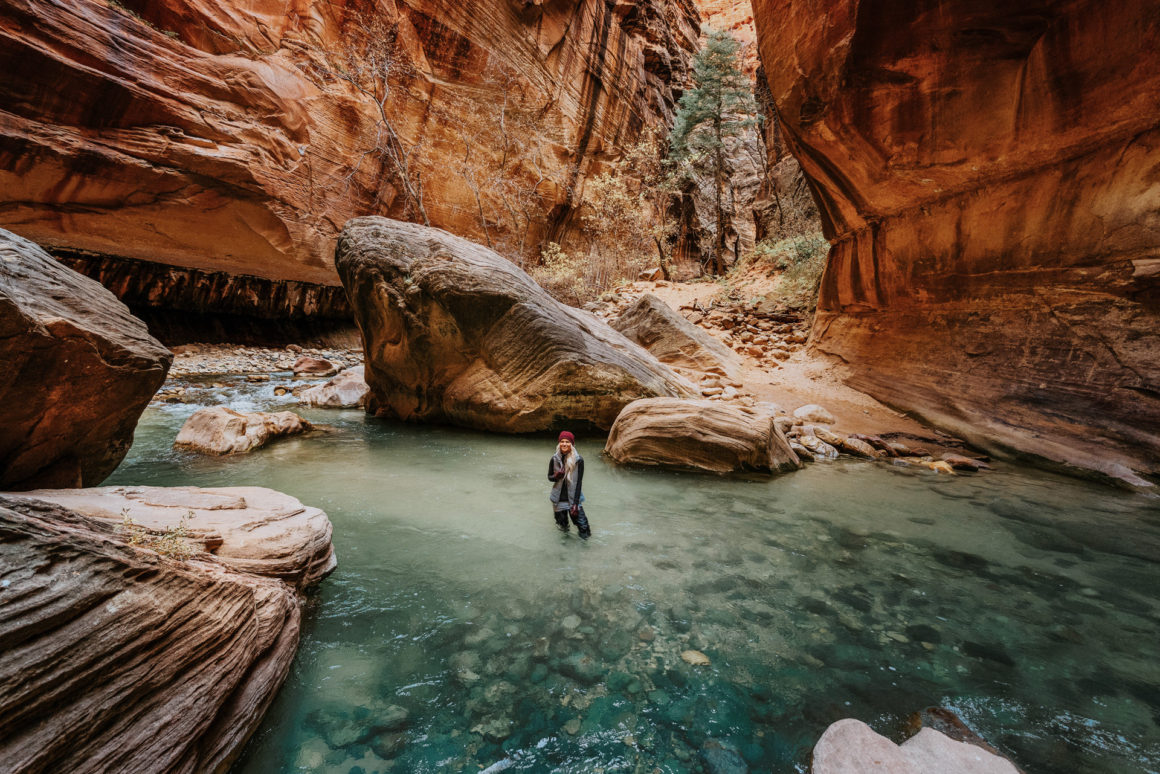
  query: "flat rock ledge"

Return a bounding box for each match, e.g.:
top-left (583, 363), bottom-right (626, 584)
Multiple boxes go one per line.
top-left (298, 365), bottom-right (370, 409)
top-left (0, 495), bottom-right (320, 773)
top-left (605, 398), bottom-right (802, 475)
top-left (14, 485), bottom-right (337, 589)
top-left (175, 405), bottom-right (312, 455)
top-left (335, 218), bottom-right (696, 432)
top-left (610, 293), bottom-right (742, 381)
top-left (812, 719), bottom-right (1021, 774)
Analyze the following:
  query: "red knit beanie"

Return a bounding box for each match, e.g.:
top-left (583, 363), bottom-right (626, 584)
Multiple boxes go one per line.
top-left (558, 431), bottom-right (575, 443)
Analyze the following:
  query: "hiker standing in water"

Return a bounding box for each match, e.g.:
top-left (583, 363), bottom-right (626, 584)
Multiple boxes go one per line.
top-left (548, 431), bottom-right (591, 538)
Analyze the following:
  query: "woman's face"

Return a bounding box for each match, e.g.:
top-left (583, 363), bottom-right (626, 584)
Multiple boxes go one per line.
top-left (559, 438), bottom-right (573, 455)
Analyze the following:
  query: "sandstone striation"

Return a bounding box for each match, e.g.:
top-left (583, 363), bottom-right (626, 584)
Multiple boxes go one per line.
top-left (0, 0), bottom-right (699, 321)
top-left (337, 218), bottom-right (697, 432)
top-left (174, 406), bottom-right (312, 455)
top-left (12, 485), bottom-right (336, 589)
top-left (0, 228), bottom-right (171, 490)
top-left (611, 293), bottom-right (742, 380)
top-left (0, 496), bottom-right (303, 773)
top-left (752, 1), bottom-right (1160, 484)
top-left (605, 397), bottom-right (801, 474)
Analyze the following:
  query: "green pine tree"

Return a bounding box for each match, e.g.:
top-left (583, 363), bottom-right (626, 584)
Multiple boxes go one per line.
top-left (668, 29), bottom-right (759, 275)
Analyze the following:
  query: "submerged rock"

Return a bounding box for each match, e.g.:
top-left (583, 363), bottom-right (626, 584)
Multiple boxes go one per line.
top-left (681, 650), bottom-right (712, 666)
top-left (810, 718), bottom-right (1020, 774)
top-left (335, 218), bottom-right (696, 432)
top-left (611, 294), bottom-right (742, 380)
top-left (0, 228), bottom-right (171, 489)
top-left (14, 485), bottom-right (336, 589)
top-left (0, 496), bottom-right (306, 773)
top-left (605, 398), bottom-right (801, 475)
top-left (298, 366), bottom-right (370, 409)
top-left (174, 405), bottom-right (312, 455)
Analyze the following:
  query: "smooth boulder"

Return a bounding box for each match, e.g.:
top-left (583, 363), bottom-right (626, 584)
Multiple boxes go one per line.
top-left (611, 294), bottom-right (742, 379)
top-left (174, 406), bottom-right (312, 455)
top-left (605, 398), bottom-right (802, 474)
top-left (0, 496), bottom-right (303, 773)
top-left (336, 218), bottom-right (697, 432)
top-left (811, 718), bottom-right (1020, 774)
top-left (298, 366), bottom-right (370, 409)
top-left (292, 356), bottom-right (340, 376)
top-left (15, 485), bottom-right (336, 589)
top-left (0, 228), bottom-right (171, 489)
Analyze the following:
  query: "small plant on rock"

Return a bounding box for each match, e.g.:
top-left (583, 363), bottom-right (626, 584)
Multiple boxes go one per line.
top-left (117, 509), bottom-right (197, 561)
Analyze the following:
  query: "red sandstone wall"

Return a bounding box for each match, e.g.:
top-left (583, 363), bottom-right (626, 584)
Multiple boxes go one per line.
top-left (0, 0), bottom-right (699, 291)
top-left (752, 0), bottom-right (1160, 483)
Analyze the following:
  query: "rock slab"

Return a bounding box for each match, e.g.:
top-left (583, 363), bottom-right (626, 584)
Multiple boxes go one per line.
top-left (298, 366), bottom-right (370, 409)
top-left (611, 293), bottom-right (742, 380)
top-left (174, 406), bottom-right (312, 455)
top-left (0, 228), bottom-right (171, 490)
top-left (14, 486), bottom-right (337, 589)
top-left (0, 496), bottom-right (302, 773)
top-left (336, 218), bottom-right (697, 432)
top-left (811, 718), bottom-right (1020, 774)
top-left (605, 398), bottom-right (801, 474)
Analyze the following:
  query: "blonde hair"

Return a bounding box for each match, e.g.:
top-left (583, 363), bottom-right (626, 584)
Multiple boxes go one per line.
top-left (555, 442), bottom-right (579, 475)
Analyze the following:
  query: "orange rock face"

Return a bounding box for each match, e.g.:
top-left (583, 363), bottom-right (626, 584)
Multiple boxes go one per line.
top-left (0, 0), bottom-right (698, 295)
top-left (753, 0), bottom-right (1160, 483)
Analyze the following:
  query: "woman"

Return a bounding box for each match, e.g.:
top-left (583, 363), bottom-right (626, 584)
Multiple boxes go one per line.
top-left (548, 431), bottom-right (591, 538)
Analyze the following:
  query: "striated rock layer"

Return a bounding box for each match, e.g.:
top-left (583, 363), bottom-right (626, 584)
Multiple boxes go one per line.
top-left (337, 217), bottom-right (697, 432)
top-left (0, 496), bottom-right (302, 773)
top-left (753, 0), bottom-right (1160, 484)
top-left (0, 0), bottom-right (700, 316)
top-left (0, 228), bottom-right (171, 490)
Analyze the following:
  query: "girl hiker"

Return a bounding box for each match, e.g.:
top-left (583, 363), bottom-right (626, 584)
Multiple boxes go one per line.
top-left (548, 431), bottom-right (591, 538)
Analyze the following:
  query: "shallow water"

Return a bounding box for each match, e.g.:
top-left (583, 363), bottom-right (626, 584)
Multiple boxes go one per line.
top-left (108, 378), bottom-right (1160, 773)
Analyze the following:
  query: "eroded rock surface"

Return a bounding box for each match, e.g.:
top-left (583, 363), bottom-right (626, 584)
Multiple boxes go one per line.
top-left (752, 0), bottom-right (1160, 484)
top-left (174, 406), bottom-right (312, 455)
top-left (337, 218), bottom-right (697, 432)
top-left (298, 366), bottom-right (370, 409)
top-left (0, 496), bottom-right (301, 773)
top-left (605, 397), bottom-right (801, 474)
top-left (14, 486), bottom-right (336, 589)
top-left (811, 718), bottom-right (1020, 774)
top-left (0, 228), bottom-right (171, 490)
top-left (611, 294), bottom-right (742, 380)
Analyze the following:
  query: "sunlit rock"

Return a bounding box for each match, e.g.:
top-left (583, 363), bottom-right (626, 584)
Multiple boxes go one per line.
top-left (611, 294), bottom-right (743, 380)
top-left (174, 405), bottom-right (312, 455)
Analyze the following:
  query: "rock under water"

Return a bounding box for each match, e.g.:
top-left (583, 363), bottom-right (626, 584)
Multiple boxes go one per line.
top-left (752, 0), bottom-right (1160, 485)
top-left (336, 218), bottom-right (697, 432)
top-left (0, 228), bottom-right (171, 490)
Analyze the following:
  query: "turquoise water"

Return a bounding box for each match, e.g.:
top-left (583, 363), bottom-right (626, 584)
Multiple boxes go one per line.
top-left (109, 378), bottom-right (1160, 773)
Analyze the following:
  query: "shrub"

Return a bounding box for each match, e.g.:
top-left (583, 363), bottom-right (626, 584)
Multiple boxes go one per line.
top-left (118, 509), bottom-right (197, 561)
top-left (753, 232), bottom-right (829, 309)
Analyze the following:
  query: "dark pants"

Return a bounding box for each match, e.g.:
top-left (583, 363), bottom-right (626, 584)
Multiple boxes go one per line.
top-left (554, 506), bottom-right (591, 537)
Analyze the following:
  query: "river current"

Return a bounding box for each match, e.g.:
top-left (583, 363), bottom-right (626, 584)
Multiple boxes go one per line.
top-left (107, 377), bottom-right (1160, 774)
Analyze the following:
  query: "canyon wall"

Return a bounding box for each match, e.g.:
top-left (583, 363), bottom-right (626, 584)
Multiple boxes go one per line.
top-left (0, 0), bottom-right (699, 325)
top-left (752, 0), bottom-right (1160, 483)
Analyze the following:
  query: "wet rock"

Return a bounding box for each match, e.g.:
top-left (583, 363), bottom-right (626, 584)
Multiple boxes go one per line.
top-left (701, 739), bottom-right (749, 774)
top-left (174, 406), bottom-right (312, 455)
top-left (810, 718), bottom-right (1020, 773)
top-left (336, 218), bottom-right (696, 432)
top-left (12, 485), bottom-right (336, 589)
top-left (557, 653), bottom-right (603, 685)
top-left (611, 294), bottom-right (742, 380)
top-left (681, 650), bottom-right (711, 666)
top-left (605, 398), bottom-right (801, 475)
top-left (0, 497), bottom-right (303, 773)
top-left (0, 229), bottom-right (171, 489)
top-left (793, 404), bottom-right (837, 425)
top-left (293, 356), bottom-right (340, 377)
top-left (298, 366), bottom-right (370, 409)
top-left (797, 432), bottom-right (840, 461)
top-left (941, 453), bottom-right (992, 472)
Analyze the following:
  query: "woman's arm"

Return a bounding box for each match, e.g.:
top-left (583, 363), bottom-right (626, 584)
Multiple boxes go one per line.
top-left (571, 458), bottom-right (584, 504)
top-left (548, 456), bottom-right (564, 481)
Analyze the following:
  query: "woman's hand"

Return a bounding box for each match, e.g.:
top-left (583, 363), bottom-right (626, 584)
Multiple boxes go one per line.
top-left (570, 504), bottom-right (579, 517)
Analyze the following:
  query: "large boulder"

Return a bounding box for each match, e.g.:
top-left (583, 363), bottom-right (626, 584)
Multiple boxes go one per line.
top-left (174, 406), bottom-right (312, 455)
top-left (811, 718), bottom-right (1020, 774)
top-left (298, 366), bottom-right (370, 409)
top-left (14, 486), bottom-right (336, 589)
top-left (611, 294), bottom-right (742, 379)
top-left (605, 398), bottom-right (802, 474)
top-left (0, 228), bottom-right (171, 490)
top-left (336, 218), bottom-right (697, 432)
top-left (0, 496), bottom-right (304, 773)
top-left (752, 0), bottom-right (1160, 484)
